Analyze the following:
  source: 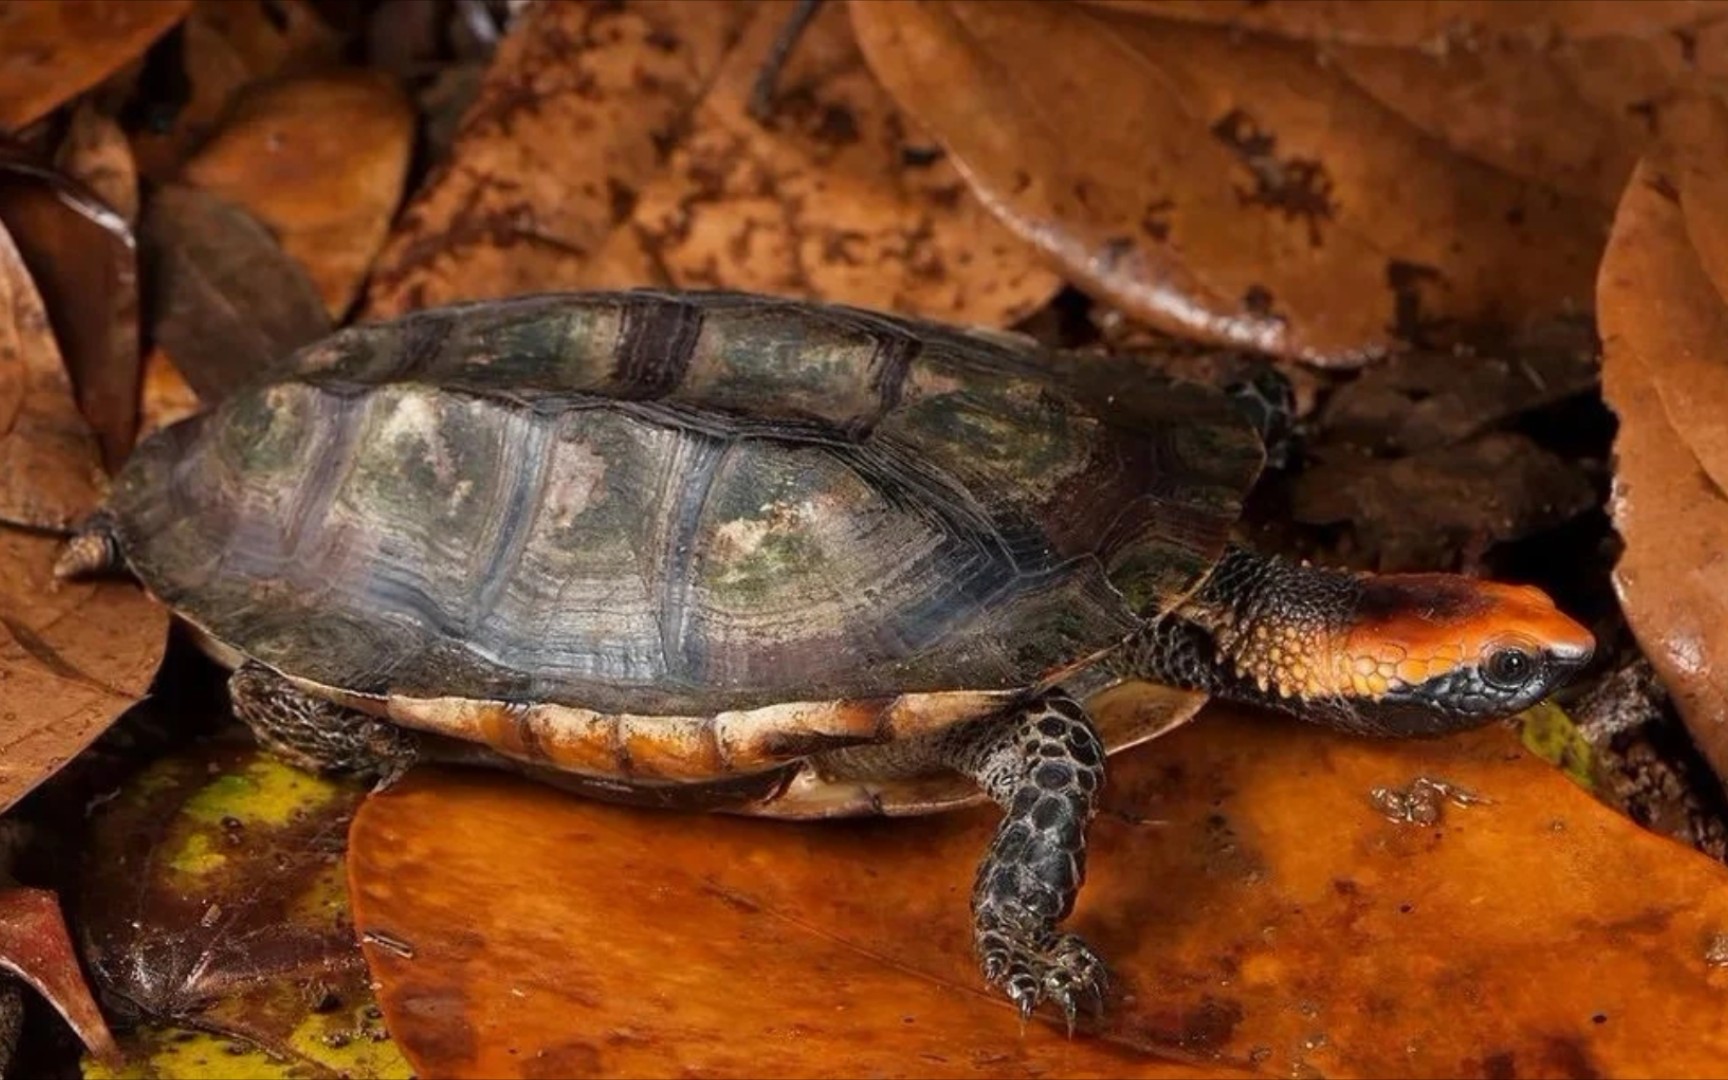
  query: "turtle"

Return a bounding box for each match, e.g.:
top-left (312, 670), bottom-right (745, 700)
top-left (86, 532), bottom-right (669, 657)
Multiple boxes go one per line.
top-left (57, 289), bottom-right (1594, 1024)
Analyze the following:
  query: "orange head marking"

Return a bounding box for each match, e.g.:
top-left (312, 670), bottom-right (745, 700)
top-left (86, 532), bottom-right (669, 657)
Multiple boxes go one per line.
top-left (1336, 575), bottom-right (1594, 733)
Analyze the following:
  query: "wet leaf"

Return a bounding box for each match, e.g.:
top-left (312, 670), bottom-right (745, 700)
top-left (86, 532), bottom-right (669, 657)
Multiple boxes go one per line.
top-left (1599, 94), bottom-right (1728, 783)
top-left (81, 739), bottom-right (408, 1077)
top-left (0, 527), bottom-right (166, 814)
top-left (350, 701), bottom-right (1728, 1079)
top-left (849, 1), bottom-right (1605, 364)
top-left (0, 886), bottom-right (119, 1065)
top-left (0, 217), bottom-right (105, 529)
top-left (87, 1024), bottom-right (311, 1079)
top-left (364, 0), bottom-right (1060, 324)
top-left (129, 0), bottom-right (345, 182)
top-left (0, 110), bottom-right (142, 470)
top-left (179, 70), bottom-right (415, 319)
top-left (0, 1), bottom-right (191, 132)
top-left (138, 183), bottom-right (331, 402)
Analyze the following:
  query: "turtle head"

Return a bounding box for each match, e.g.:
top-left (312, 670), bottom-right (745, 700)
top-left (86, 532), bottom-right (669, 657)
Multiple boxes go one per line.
top-left (1332, 575), bottom-right (1595, 735)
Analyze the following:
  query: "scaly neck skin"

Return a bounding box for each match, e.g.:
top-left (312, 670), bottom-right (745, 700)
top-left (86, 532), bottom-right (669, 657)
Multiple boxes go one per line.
top-left (1108, 546), bottom-right (1367, 729)
top-left (1107, 545), bottom-right (1595, 736)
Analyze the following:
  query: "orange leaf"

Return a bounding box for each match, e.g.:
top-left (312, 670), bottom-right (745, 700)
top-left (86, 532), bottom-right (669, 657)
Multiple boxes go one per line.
top-left (130, 0), bottom-right (345, 181)
top-left (180, 70), bottom-right (416, 319)
top-left (1599, 94), bottom-right (1728, 781)
top-left (0, 0), bottom-right (191, 132)
top-left (350, 703), bottom-right (1728, 1078)
top-left (849, 0), bottom-right (1605, 364)
top-left (364, 0), bottom-right (1060, 326)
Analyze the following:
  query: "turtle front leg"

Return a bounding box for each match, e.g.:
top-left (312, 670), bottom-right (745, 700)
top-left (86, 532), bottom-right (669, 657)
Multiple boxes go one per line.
top-left (942, 690), bottom-right (1108, 1026)
top-left (228, 662), bottom-right (420, 788)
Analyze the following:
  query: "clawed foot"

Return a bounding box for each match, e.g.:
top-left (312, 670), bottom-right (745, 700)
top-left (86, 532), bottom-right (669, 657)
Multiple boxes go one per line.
top-left (979, 926), bottom-right (1110, 1031)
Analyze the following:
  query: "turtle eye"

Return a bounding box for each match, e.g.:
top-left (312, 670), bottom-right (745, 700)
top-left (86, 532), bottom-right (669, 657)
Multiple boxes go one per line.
top-left (1483, 647), bottom-right (1536, 690)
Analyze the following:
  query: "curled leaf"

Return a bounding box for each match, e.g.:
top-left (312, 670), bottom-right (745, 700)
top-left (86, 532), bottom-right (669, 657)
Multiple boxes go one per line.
top-left (0, 114), bottom-right (142, 470)
top-left (850, 0), bottom-right (1604, 364)
top-left (0, 218), bottom-right (104, 529)
top-left (0, 887), bottom-right (119, 1065)
top-left (1599, 95), bottom-right (1728, 781)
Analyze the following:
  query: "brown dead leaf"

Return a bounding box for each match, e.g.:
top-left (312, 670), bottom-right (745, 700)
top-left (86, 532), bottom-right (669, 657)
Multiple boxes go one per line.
top-left (136, 347), bottom-right (201, 441)
top-left (1599, 95), bottom-right (1728, 782)
top-left (1290, 432), bottom-right (1597, 572)
top-left (129, 0), bottom-right (345, 181)
top-left (138, 183), bottom-right (331, 401)
top-left (351, 701), bottom-right (1728, 1079)
top-left (1081, 1), bottom-right (1728, 48)
top-left (0, 887), bottom-right (119, 1065)
top-left (0, 218), bottom-right (104, 530)
top-left (364, 0), bottom-right (1060, 325)
top-left (0, 528), bottom-right (166, 813)
top-left (1086, 4), bottom-right (1728, 215)
top-left (179, 70), bottom-right (414, 318)
top-left (0, 110), bottom-right (142, 470)
top-left (849, 1), bottom-right (1605, 365)
top-left (58, 103), bottom-right (139, 224)
top-left (0, 0), bottom-right (191, 132)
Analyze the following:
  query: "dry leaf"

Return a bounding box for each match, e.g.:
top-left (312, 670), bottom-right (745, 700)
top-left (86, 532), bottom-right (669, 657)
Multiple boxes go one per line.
top-left (1314, 332), bottom-right (1599, 454)
top-left (0, 887), bottom-right (119, 1065)
top-left (0, 0), bottom-right (191, 132)
top-left (364, 0), bottom-right (1060, 325)
top-left (1599, 95), bottom-right (1728, 781)
top-left (1086, 4), bottom-right (1728, 215)
top-left (0, 218), bottom-right (104, 529)
top-left (57, 103), bottom-right (139, 223)
top-left (0, 528), bottom-right (166, 813)
top-left (350, 702), bottom-right (1728, 1079)
top-left (1290, 433), bottom-right (1597, 572)
top-left (0, 111), bottom-right (142, 470)
top-left (136, 347), bottom-right (200, 441)
top-left (1081, 0), bottom-right (1728, 48)
top-left (129, 0), bottom-right (345, 181)
top-left (849, 1), bottom-right (1605, 365)
top-left (138, 183), bottom-right (331, 402)
top-left (179, 70), bottom-right (415, 318)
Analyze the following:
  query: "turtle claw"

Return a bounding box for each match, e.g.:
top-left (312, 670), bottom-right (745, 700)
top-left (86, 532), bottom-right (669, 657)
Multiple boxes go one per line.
top-left (980, 930), bottom-right (1110, 1034)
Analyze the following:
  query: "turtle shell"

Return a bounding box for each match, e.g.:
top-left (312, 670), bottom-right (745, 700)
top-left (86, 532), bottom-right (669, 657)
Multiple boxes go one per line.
top-left (106, 291), bottom-right (1262, 801)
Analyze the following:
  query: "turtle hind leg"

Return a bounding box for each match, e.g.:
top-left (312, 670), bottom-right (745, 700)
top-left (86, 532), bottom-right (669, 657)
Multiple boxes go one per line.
top-left (228, 662), bottom-right (419, 788)
top-left (941, 690), bottom-right (1109, 1028)
top-left (53, 512), bottom-right (123, 581)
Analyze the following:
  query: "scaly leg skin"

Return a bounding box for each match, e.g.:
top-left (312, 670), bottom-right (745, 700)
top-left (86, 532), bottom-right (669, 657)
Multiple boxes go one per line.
top-left (940, 690), bottom-right (1108, 1028)
top-left (228, 661), bottom-right (420, 789)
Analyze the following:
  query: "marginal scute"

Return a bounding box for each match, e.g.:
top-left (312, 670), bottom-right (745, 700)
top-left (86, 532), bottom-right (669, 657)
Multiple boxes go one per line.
top-left (104, 291), bottom-right (1266, 809)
